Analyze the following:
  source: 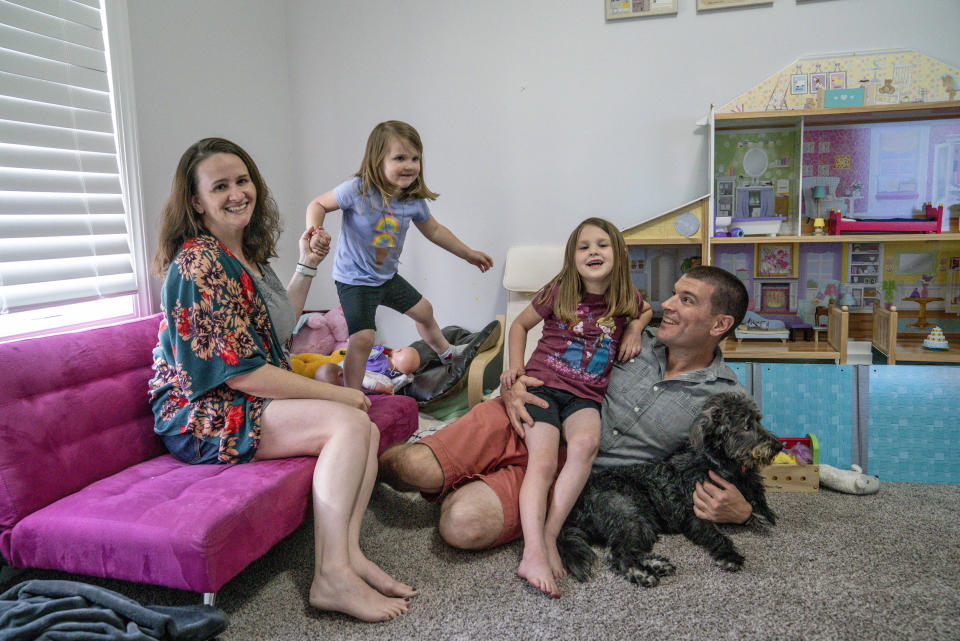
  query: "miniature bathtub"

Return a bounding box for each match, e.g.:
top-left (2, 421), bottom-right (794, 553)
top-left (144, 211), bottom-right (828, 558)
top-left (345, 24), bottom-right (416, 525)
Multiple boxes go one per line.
top-left (729, 216), bottom-right (785, 237)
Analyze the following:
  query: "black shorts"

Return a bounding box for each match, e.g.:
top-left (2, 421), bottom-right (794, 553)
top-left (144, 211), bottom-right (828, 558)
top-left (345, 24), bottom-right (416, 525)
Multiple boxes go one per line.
top-left (336, 274), bottom-right (423, 335)
top-left (525, 385), bottom-right (601, 432)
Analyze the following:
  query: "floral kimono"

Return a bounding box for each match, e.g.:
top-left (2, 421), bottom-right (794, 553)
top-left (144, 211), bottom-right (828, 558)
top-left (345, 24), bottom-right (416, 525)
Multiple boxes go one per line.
top-left (149, 234), bottom-right (290, 464)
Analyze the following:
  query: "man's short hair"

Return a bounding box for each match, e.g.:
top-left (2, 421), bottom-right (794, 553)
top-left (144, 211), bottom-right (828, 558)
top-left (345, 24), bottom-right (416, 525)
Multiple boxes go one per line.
top-left (683, 265), bottom-right (748, 340)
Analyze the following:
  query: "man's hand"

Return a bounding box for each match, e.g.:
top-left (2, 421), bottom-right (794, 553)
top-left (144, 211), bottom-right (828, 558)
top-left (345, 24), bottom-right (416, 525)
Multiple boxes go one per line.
top-left (501, 374), bottom-right (545, 438)
top-left (692, 470), bottom-right (752, 524)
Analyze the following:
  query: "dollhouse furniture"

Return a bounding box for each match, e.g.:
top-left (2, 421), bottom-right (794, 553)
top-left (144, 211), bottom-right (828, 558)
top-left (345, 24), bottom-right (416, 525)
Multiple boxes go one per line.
top-left (722, 305), bottom-right (849, 363)
top-left (734, 310), bottom-right (788, 343)
top-left (903, 296), bottom-right (944, 329)
top-left (0, 314), bottom-right (419, 604)
top-left (871, 305), bottom-right (960, 364)
top-left (828, 205), bottom-right (943, 235)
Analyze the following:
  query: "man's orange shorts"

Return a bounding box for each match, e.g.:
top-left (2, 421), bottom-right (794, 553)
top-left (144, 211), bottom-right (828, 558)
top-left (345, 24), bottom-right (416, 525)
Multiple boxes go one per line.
top-left (418, 397), bottom-right (564, 548)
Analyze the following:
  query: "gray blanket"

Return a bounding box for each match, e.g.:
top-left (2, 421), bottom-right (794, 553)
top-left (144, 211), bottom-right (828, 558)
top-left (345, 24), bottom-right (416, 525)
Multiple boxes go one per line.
top-left (0, 580), bottom-right (228, 641)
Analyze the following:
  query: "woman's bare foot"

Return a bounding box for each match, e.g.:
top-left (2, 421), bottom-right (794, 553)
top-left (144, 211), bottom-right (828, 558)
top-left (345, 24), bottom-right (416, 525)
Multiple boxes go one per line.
top-left (352, 551), bottom-right (418, 598)
top-left (517, 553), bottom-right (560, 598)
top-left (545, 538), bottom-right (568, 579)
top-left (309, 567), bottom-right (409, 622)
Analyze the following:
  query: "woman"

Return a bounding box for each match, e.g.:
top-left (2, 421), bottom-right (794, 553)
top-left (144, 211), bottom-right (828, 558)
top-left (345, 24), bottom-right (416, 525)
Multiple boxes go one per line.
top-left (148, 138), bottom-right (414, 622)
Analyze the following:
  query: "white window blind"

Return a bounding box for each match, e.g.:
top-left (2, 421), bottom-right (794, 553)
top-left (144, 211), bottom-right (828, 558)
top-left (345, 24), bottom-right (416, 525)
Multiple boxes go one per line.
top-left (0, 0), bottom-right (137, 316)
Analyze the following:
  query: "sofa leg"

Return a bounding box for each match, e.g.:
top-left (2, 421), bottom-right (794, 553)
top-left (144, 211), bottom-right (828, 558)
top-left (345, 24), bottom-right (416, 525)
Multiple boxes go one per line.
top-left (202, 592), bottom-right (216, 607)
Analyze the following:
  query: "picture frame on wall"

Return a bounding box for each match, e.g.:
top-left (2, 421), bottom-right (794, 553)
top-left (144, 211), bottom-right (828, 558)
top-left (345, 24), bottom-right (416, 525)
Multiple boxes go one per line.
top-left (697, 0), bottom-right (772, 11)
top-left (755, 244), bottom-right (797, 278)
top-left (606, 0), bottom-right (678, 20)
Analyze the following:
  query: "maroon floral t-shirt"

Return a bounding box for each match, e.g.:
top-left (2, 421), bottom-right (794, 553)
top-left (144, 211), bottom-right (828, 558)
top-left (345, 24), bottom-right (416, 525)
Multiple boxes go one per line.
top-left (524, 285), bottom-right (642, 403)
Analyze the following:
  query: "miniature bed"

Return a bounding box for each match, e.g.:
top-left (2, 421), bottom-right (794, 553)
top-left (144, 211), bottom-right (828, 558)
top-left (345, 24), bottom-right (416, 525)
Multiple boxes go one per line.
top-left (828, 205), bottom-right (943, 235)
top-left (734, 310), bottom-right (789, 343)
top-left (871, 305), bottom-right (960, 364)
top-left (722, 305), bottom-right (849, 363)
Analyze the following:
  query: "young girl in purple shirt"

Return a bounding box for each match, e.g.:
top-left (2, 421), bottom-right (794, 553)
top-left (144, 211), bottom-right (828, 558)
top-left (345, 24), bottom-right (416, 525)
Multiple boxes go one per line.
top-left (500, 217), bottom-right (651, 597)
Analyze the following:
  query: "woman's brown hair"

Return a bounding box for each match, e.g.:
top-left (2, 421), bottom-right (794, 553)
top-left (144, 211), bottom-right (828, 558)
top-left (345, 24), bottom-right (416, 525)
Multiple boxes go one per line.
top-left (536, 217), bottom-right (639, 324)
top-left (151, 137), bottom-right (281, 275)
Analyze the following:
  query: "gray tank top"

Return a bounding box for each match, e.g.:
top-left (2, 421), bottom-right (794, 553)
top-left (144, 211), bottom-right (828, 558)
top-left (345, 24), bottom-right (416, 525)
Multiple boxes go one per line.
top-left (254, 264), bottom-right (296, 356)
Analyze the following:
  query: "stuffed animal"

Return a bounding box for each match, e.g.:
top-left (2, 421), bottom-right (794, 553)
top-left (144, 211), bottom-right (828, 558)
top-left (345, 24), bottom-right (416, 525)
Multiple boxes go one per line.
top-left (290, 306), bottom-right (349, 356)
top-left (818, 463), bottom-right (880, 495)
top-left (290, 350), bottom-right (347, 379)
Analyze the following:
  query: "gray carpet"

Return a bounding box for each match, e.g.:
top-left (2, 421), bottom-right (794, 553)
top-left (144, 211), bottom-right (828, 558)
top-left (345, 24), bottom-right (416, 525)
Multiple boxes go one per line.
top-left (10, 482), bottom-right (959, 640)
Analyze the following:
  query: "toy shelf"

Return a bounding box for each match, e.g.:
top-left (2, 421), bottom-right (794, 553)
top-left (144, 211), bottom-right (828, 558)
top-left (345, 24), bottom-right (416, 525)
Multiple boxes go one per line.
top-left (715, 100), bottom-right (960, 129)
top-left (711, 232), bottom-right (960, 245)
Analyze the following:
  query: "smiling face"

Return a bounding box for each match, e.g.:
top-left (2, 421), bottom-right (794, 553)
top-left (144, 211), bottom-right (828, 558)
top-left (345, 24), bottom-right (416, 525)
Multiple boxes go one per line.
top-left (381, 137), bottom-right (421, 193)
top-left (190, 153), bottom-right (256, 240)
top-left (573, 224), bottom-right (615, 293)
top-left (657, 275), bottom-right (731, 349)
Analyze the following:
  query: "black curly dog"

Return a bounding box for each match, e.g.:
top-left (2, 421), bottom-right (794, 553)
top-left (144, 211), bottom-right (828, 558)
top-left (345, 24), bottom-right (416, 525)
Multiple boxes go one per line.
top-left (557, 392), bottom-right (781, 587)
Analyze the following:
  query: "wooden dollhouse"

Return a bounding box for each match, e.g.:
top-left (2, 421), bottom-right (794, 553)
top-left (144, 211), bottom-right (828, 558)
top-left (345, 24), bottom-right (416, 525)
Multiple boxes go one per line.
top-left (621, 50), bottom-right (960, 365)
top-left (622, 49), bottom-right (960, 486)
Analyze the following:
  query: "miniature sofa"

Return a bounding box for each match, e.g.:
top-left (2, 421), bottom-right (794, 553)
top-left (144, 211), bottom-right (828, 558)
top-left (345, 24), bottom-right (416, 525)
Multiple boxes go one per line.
top-left (0, 314), bottom-right (418, 603)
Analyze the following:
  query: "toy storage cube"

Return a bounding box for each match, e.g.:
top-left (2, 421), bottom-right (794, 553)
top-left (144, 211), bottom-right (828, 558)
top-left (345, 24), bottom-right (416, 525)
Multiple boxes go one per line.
top-left (760, 434), bottom-right (820, 493)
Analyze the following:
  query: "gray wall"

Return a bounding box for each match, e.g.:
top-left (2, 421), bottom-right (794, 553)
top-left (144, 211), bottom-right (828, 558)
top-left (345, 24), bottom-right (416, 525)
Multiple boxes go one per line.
top-left (123, 0), bottom-right (960, 346)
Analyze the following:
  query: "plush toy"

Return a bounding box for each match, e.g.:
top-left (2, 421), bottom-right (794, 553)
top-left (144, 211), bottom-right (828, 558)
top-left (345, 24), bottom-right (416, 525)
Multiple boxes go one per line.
top-left (818, 463), bottom-right (880, 495)
top-left (290, 350), bottom-right (347, 379)
top-left (289, 306), bottom-right (349, 356)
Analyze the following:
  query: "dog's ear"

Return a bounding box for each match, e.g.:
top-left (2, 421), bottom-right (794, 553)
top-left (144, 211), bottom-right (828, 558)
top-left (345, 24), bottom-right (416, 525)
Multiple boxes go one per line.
top-left (689, 403), bottom-right (720, 450)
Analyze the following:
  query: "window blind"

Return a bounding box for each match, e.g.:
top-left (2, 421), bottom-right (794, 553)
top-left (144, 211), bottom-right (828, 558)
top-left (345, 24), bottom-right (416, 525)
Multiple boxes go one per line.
top-left (0, 0), bottom-right (137, 314)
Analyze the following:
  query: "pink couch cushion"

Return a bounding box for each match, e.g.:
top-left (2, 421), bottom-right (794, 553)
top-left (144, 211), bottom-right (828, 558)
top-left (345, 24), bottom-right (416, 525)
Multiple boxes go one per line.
top-left (0, 315), bottom-right (166, 529)
top-left (8, 455), bottom-right (314, 593)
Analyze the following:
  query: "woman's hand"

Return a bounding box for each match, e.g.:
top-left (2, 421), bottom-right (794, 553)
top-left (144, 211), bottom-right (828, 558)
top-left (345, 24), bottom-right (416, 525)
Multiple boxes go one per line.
top-left (300, 226), bottom-right (330, 268)
top-left (339, 386), bottom-right (371, 412)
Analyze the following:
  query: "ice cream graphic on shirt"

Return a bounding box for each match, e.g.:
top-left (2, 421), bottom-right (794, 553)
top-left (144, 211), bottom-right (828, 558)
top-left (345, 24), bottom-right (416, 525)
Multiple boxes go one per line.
top-left (372, 212), bottom-right (399, 266)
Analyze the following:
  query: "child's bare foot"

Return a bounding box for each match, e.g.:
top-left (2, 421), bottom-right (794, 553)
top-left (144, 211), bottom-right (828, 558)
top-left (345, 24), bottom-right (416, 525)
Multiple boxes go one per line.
top-left (309, 567), bottom-right (409, 622)
top-left (517, 555), bottom-right (560, 598)
top-left (545, 539), bottom-right (568, 579)
top-left (353, 552), bottom-right (418, 598)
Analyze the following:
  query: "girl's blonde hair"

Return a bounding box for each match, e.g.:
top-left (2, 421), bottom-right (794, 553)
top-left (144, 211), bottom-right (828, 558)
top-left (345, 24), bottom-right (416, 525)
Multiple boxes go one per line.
top-left (355, 120), bottom-right (438, 211)
top-left (536, 217), bottom-right (638, 324)
top-left (152, 137), bottom-right (281, 275)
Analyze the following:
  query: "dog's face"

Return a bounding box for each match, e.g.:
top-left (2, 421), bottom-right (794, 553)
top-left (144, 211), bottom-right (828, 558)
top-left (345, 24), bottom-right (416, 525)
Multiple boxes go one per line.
top-left (689, 393), bottom-right (782, 469)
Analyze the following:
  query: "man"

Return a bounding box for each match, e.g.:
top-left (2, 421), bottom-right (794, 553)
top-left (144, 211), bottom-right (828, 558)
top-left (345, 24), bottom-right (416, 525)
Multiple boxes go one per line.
top-left (379, 265), bottom-right (759, 551)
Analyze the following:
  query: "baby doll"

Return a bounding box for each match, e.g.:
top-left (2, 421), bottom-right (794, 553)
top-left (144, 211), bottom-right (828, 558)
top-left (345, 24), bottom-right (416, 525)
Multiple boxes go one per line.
top-left (315, 345), bottom-right (420, 395)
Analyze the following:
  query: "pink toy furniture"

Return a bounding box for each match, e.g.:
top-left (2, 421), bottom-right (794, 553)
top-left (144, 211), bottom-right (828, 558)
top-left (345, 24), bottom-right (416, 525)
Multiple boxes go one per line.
top-left (828, 203), bottom-right (943, 235)
top-left (0, 314), bottom-right (418, 604)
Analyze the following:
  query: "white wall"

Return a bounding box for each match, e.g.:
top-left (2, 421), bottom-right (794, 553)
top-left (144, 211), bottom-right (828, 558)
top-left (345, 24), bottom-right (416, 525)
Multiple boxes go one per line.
top-left (123, 0), bottom-right (960, 347)
top-left (122, 0), bottom-right (295, 311)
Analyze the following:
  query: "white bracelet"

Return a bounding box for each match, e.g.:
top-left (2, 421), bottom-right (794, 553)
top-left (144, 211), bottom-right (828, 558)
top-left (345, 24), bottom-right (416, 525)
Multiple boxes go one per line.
top-left (296, 263), bottom-right (317, 277)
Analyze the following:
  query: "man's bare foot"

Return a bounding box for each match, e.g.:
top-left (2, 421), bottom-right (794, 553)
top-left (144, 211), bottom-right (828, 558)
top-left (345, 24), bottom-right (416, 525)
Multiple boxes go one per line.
top-left (545, 539), bottom-right (568, 579)
top-left (352, 551), bottom-right (418, 598)
top-left (517, 555), bottom-right (560, 598)
top-left (309, 567), bottom-right (409, 622)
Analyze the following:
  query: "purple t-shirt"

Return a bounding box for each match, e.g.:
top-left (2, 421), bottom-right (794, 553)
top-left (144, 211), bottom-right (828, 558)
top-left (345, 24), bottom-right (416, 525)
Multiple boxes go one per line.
top-left (525, 285), bottom-right (641, 403)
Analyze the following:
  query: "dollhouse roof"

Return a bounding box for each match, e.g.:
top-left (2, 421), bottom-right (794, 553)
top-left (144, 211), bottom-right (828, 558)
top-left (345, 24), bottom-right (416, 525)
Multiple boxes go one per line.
top-left (717, 49), bottom-right (960, 114)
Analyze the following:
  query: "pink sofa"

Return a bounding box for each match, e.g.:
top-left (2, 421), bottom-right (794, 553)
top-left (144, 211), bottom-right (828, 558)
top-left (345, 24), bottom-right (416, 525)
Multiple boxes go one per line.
top-left (0, 314), bottom-right (417, 602)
